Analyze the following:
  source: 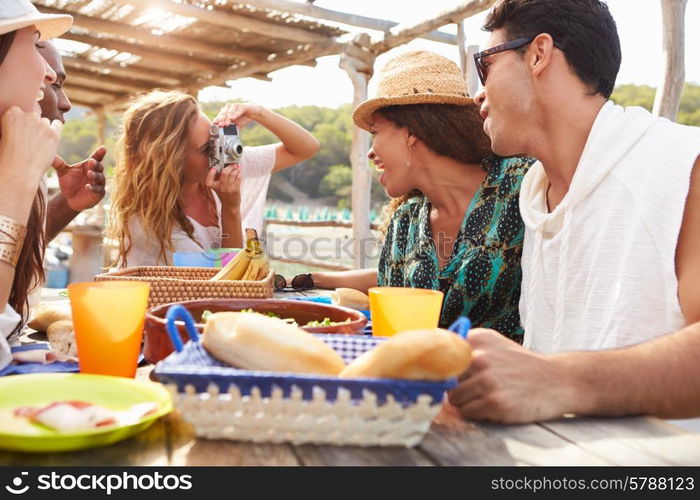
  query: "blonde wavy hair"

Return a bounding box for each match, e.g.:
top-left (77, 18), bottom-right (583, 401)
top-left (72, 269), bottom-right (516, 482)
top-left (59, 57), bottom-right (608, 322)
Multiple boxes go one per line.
top-left (109, 91), bottom-right (215, 266)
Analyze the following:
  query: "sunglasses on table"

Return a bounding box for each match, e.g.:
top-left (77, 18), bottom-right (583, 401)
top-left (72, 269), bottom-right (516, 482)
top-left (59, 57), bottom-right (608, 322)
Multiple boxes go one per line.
top-left (273, 273), bottom-right (315, 292)
top-left (473, 35), bottom-right (565, 85)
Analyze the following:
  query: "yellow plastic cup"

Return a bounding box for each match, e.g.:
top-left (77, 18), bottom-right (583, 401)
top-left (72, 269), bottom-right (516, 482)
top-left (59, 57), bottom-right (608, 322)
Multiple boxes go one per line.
top-left (68, 281), bottom-right (150, 378)
top-left (368, 287), bottom-right (444, 337)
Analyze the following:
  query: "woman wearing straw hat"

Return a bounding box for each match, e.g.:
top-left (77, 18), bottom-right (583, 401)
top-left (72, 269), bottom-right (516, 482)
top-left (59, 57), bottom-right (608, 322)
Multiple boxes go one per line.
top-left (298, 50), bottom-right (535, 339)
top-left (0, 0), bottom-right (72, 370)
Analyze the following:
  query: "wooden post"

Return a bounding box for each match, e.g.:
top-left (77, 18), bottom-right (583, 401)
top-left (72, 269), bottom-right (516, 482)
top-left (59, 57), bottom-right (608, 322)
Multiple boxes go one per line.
top-left (653, 0), bottom-right (687, 120)
top-left (93, 106), bottom-right (107, 235)
top-left (457, 21), bottom-right (468, 76)
top-left (340, 34), bottom-right (376, 269)
top-left (69, 225), bottom-right (104, 282)
top-left (96, 106), bottom-right (106, 146)
top-left (466, 45), bottom-right (479, 98)
top-left (456, 22), bottom-right (480, 97)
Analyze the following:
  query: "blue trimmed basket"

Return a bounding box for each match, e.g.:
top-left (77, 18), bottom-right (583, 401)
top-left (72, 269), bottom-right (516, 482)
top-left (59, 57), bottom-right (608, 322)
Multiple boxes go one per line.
top-left (154, 305), bottom-right (468, 447)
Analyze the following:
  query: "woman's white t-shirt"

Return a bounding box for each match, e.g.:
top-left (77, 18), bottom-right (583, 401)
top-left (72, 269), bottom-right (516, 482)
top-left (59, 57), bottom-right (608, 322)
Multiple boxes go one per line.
top-left (124, 144), bottom-right (276, 267)
top-left (0, 303), bottom-right (21, 370)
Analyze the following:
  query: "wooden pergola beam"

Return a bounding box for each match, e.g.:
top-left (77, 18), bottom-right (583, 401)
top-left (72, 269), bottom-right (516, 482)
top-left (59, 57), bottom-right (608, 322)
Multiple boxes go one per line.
top-left (65, 83), bottom-right (127, 99)
top-left (184, 40), bottom-right (342, 88)
top-left (62, 32), bottom-right (227, 73)
top-left (62, 56), bottom-right (183, 86)
top-left (373, 0), bottom-right (497, 53)
top-left (244, 0), bottom-right (457, 45)
top-left (41, 6), bottom-right (265, 62)
top-left (65, 87), bottom-right (122, 105)
top-left (70, 98), bottom-right (101, 109)
top-left (68, 71), bottom-right (154, 94)
top-left (108, 0), bottom-right (335, 45)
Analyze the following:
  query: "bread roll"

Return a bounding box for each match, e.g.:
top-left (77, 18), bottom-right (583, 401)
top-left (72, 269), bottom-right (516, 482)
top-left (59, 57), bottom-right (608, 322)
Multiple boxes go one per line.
top-left (339, 328), bottom-right (471, 380)
top-left (202, 312), bottom-right (346, 375)
top-left (47, 320), bottom-right (77, 357)
top-left (331, 288), bottom-right (369, 310)
top-left (28, 304), bottom-right (72, 332)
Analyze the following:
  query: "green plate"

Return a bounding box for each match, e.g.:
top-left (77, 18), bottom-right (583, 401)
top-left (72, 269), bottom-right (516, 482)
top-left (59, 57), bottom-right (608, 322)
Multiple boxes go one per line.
top-left (0, 373), bottom-right (172, 453)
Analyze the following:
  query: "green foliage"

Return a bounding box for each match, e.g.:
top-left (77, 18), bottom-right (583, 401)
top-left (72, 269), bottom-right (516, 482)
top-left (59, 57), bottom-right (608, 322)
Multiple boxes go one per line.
top-left (61, 83), bottom-right (698, 213)
top-left (319, 164), bottom-right (352, 197)
top-left (611, 82), bottom-right (700, 126)
top-left (58, 111), bottom-right (119, 176)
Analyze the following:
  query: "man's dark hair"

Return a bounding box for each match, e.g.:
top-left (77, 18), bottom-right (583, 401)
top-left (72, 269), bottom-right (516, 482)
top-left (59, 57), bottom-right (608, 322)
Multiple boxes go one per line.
top-left (483, 0), bottom-right (621, 98)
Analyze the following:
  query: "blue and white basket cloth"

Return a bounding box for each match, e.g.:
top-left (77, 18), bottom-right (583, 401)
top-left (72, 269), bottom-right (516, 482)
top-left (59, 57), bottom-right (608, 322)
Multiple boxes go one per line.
top-left (154, 305), bottom-right (471, 406)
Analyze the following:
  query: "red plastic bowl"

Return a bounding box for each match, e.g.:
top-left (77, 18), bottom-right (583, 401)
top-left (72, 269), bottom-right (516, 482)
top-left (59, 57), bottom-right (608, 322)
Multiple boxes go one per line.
top-left (143, 298), bottom-right (368, 364)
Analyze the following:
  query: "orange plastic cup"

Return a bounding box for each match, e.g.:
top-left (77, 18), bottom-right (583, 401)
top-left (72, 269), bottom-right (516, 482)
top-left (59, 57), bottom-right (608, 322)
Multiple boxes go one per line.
top-left (368, 287), bottom-right (444, 337)
top-left (68, 281), bottom-right (150, 378)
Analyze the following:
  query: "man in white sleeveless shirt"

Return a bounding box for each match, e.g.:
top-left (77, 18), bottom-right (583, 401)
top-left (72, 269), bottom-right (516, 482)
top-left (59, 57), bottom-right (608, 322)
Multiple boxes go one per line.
top-left (448, 0), bottom-right (700, 423)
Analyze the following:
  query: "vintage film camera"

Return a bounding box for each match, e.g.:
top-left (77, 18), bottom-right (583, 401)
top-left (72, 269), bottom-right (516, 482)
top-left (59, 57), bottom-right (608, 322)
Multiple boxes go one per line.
top-left (208, 124), bottom-right (244, 173)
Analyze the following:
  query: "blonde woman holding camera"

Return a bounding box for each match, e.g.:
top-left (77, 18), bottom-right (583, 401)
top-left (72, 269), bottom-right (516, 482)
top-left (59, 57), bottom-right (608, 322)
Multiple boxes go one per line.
top-left (110, 92), bottom-right (319, 267)
top-left (0, 0), bottom-right (72, 370)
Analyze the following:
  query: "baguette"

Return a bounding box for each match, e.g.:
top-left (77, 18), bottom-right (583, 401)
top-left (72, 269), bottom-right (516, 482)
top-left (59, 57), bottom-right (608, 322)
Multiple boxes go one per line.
top-left (330, 288), bottom-right (370, 310)
top-left (202, 312), bottom-right (346, 375)
top-left (28, 303), bottom-right (72, 332)
top-left (339, 328), bottom-right (472, 380)
top-left (46, 320), bottom-right (77, 357)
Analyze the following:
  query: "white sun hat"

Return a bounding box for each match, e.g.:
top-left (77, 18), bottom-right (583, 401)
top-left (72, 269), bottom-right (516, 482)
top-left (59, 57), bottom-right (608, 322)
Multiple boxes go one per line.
top-left (0, 0), bottom-right (72, 41)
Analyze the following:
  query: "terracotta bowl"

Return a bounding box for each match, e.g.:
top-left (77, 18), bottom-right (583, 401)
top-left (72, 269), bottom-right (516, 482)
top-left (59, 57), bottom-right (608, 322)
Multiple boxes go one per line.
top-left (143, 298), bottom-right (368, 364)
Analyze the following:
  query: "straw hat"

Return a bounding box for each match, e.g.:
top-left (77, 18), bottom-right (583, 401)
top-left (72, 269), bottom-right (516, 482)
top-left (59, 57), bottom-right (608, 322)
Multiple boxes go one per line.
top-left (0, 0), bottom-right (72, 41)
top-left (352, 50), bottom-right (476, 131)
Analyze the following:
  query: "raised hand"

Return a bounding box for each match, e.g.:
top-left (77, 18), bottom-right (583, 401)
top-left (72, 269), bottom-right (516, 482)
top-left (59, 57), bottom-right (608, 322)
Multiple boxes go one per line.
top-left (205, 164), bottom-right (241, 211)
top-left (53, 145), bottom-right (107, 211)
top-left (213, 103), bottom-right (263, 128)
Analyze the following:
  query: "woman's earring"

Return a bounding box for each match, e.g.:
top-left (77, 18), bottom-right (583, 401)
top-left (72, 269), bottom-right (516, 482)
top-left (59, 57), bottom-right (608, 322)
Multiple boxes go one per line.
top-left (406, 143), bottom-right (414, 167)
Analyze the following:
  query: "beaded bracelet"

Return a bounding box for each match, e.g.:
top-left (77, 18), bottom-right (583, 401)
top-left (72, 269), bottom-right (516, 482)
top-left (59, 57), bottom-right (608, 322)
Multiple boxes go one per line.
top-left (0, 215), bottom-right (27, 267)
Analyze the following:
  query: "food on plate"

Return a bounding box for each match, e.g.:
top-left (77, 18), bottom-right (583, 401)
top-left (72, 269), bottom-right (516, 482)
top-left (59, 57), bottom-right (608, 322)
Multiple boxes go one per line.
top-left (13, 401), bottom-right (158, 432)
top-left (201, 309), bottom-right (351, 328)
top-left (202, 312), bottom-right (346, 375)
top-left (210, 228), bottom-right (269, 281)
top-left (331, 288), bottom-right (370, 310)
top-left (28, 303), bottom-right (72, 332)
top-left (339, 328), bottom-right (472, 380)
top-left (304, 317), bottom-right (351, 327)
top-left (46, 320), bottom-right (77, 357)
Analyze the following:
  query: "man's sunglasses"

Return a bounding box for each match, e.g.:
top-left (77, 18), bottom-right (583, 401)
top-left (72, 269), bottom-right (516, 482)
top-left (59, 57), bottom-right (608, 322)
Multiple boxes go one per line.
top-left (473, 35), bottom-right (565, 85)
top-left (274, 273), bottom-right (315, 292)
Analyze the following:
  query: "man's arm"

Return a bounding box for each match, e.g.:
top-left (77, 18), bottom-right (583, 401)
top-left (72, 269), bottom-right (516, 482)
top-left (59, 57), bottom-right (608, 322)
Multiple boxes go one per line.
top-left (676, 155), bottom-right (700, 323)
top-left (308, 269), bottom-right (378, 293)
top-left (565, 320), bottom-right (700, 419)
top-left (45, 193), bottom-right (79, 242)
top-left (447, 321), bottom-right (700, 423)
top-left (46, 147), bottom-right (106, 243)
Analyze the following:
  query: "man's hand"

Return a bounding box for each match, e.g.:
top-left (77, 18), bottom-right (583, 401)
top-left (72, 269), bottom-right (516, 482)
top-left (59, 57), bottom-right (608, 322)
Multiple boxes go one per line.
top-left (447, 329), bottom-right (576, 424)
top-left (52, 145), bottom-right (107, 211)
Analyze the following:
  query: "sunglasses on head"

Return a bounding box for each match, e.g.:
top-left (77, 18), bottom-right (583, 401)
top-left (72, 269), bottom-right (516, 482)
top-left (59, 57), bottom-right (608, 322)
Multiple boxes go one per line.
top-left (273, 273), bottom-right (315, 292)
top-left (473, 35), bottom-right (565, 86)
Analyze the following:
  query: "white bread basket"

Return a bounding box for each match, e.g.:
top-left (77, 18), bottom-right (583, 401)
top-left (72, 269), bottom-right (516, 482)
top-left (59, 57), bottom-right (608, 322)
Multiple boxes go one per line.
top-left (154, 305), bottom-right (455, 447)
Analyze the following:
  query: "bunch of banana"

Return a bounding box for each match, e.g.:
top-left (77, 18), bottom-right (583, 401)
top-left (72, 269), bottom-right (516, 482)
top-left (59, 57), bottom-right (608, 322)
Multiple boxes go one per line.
top-left (210, 228), bottom-right (270, 281)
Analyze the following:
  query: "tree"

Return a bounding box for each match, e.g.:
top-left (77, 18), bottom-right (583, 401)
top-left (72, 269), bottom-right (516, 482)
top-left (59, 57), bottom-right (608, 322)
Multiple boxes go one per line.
top-left (611, 82), bottom-right (700, 126)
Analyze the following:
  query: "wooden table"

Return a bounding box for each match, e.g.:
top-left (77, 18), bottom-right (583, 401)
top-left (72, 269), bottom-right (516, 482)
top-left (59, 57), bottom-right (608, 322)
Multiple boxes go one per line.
top-left (2, 401), bottom-right (700, 466)
top-left (4, 289), bottom-right (700, 466)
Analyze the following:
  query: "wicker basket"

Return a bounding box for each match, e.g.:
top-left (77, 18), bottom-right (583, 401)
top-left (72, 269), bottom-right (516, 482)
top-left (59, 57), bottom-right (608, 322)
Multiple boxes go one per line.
top-left (94, 266), bottom-right (274, 307)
